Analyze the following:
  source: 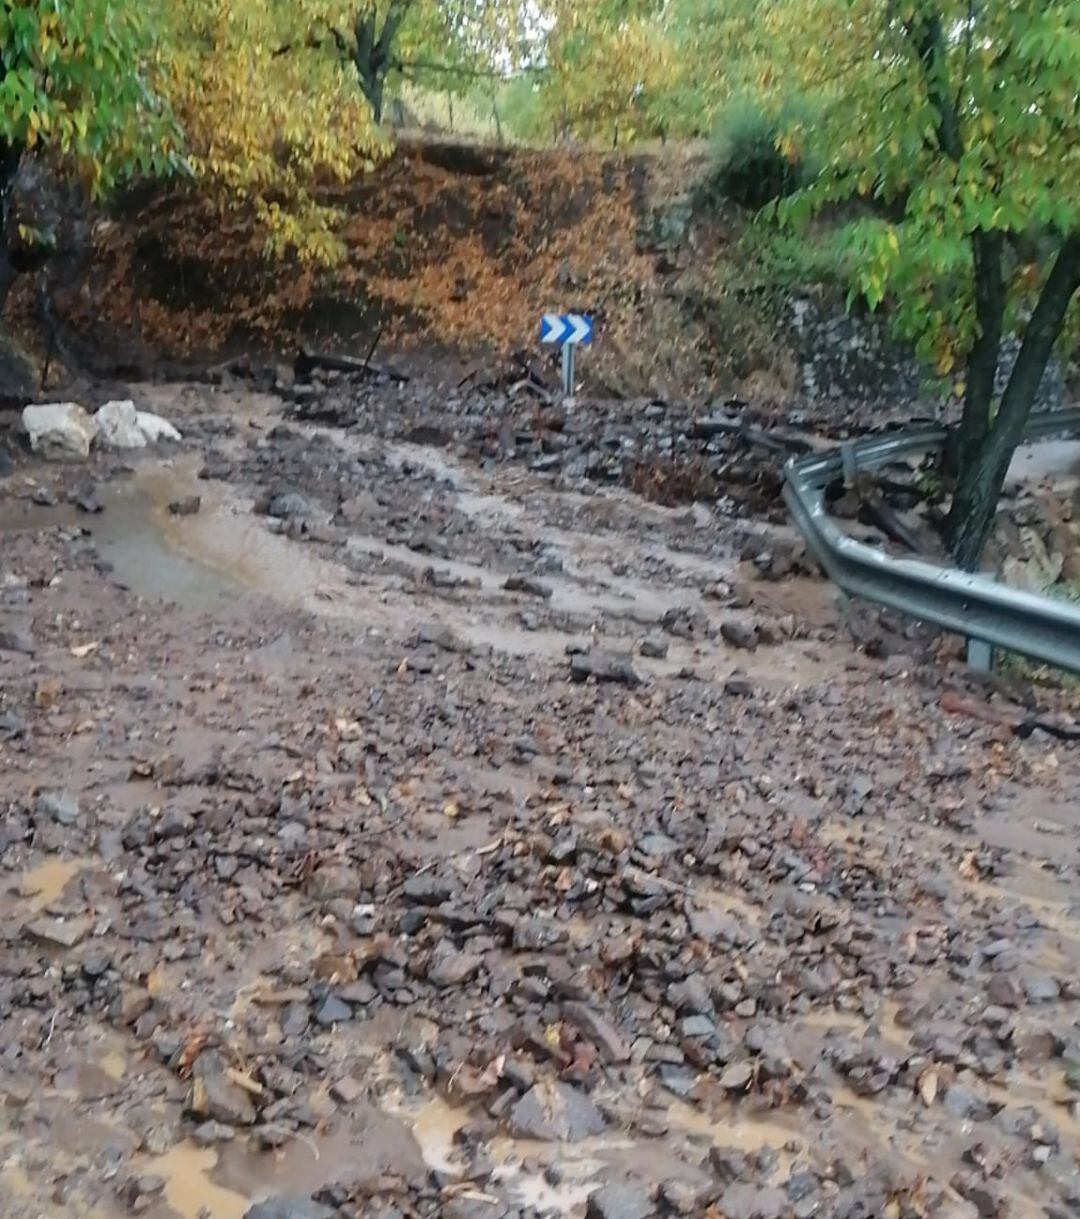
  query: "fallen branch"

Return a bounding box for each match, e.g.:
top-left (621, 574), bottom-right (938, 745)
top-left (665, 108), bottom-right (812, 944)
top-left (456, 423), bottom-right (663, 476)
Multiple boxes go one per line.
top-left (294, 346), bottom-right (409, 384)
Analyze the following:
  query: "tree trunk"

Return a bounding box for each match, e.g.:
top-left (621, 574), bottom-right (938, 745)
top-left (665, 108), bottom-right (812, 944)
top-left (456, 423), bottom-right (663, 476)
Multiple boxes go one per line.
top-left (0, 140), bottom-right (23, 317)
top-left (947, 234), bottom-right (1080, 570)
top-left (352, 1), bottom-right (411, 124)
top-left (951, 230), bottom-right (1004, 478)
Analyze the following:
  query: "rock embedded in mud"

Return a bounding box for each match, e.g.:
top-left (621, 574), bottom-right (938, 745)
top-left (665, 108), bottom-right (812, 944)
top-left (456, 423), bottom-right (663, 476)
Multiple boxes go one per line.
top-left (35, 789), bottom-right (81, 826)
top-left (168, 495), bottom-right (202, 517)
top-left (95, 400), bottom-right (147, 449)
top-left (188, 1075), bottom-right (257, 1126)
top-left (244, 1198), bottom-right (335, 1219)
top-left (569, 650), bottom-right (643, 687)
top-left (0, 624), bottom-right (34, 654)
top-left (136, 410), bottom-right (182, 443)
top-left (258, 489), bottom-right (314, 520)
top-left (720, 621), bottom-right (759, 651)
top-left (562, 1001), bottom-right (631, 1063)
top-left (509, 1080), bottom-right (607, 1141)
top-left (24, 916), bottom-right (91, 948)
top-left (1024, 976), bottom-right (1061, 1004)
top-left (719, 1061), bottom-right (754, 1092)
top-left (639, 632), bottom-right (669, 660)
top-left (23, 403), bottom-right (98, 459)
top-left (718, 1183), bottom-right (788, 1219)
top-left (586, 1182), bottom-right (656, 1219)
top-left (192, 1121), bottom-right (236, 1146)
top-left (502, 574), bottom-right (553, 599)
top-left (313, 994), bottom-right (352, 1026)
top-left (426, 942), bottom-right (482, 988)
top-left (444, 1199), bottom-right (510, 1219)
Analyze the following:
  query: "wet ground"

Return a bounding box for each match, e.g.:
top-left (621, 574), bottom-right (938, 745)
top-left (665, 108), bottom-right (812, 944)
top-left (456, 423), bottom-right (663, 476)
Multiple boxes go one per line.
top-left (2, 377), bottom-right (1080, 1219)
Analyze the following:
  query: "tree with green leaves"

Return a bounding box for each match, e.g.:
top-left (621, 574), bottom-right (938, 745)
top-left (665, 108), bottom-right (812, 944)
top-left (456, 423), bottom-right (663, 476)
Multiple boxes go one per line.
top-left (0, 0), bottom-right (177, 310)
top-left (313, 1), bottom-right (533, 125)
top-left (766, 0), bottom-right (1079, 569)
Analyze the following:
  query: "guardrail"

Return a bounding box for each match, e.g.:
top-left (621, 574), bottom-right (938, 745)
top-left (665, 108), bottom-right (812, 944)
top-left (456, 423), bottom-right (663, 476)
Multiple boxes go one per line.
top-left (782, 409), bottom-right (1080, 673)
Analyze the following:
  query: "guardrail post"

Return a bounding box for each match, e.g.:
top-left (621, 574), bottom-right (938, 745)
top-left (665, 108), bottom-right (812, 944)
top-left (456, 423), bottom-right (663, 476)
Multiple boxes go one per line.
top-left (966, 638), bottom-right (994, 673)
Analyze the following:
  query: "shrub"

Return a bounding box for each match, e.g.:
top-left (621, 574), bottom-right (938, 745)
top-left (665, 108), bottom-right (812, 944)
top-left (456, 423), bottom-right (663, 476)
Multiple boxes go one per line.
top-left (699, 94), bottom-right (815, 211)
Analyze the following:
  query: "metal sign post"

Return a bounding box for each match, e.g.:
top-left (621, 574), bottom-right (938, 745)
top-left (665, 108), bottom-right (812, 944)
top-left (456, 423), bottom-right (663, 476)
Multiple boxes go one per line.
top-left (561, 343), bottom-right (575, 397)
top-left (541, 313), bottom-right (594, 397)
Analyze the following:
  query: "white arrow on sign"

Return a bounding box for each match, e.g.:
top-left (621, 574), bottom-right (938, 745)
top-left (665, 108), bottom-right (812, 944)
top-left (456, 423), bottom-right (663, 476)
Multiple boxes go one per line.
top-left (541, 313), bottom-right (565, 343)
top-left (565, 314), bottom-right (591, 344)
top-left (540, 313), bottom-right (594, 345)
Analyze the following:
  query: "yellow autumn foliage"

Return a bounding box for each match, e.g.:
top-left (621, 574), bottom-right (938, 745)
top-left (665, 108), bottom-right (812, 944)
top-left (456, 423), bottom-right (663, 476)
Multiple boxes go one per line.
top-left (159, 0), bottom-right (388, 264)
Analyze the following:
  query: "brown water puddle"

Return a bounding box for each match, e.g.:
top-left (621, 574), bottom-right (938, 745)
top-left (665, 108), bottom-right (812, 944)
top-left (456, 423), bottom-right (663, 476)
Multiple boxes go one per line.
top-left (147, 1144), bottom-right (249, 1219)
top-left (0, 465), bottom-right (242, 614)
top-left (19, 857), bottom-right (92, 911)
top-left (397, 1092), bottom-right (713, 1216)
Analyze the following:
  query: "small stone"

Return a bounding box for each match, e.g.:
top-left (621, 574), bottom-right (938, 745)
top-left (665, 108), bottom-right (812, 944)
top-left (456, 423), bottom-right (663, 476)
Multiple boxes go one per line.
top-left (586, 1182), bottom-right (655, 1219)
top-left (720, 621), bottom-right (759, 651)
top-left (313, 995), bottom-right (352, 1026)
top-left (0, 626), bottom-right (34, 654)
top-left (569, 650), bottom-right (642, 686)
top-left (427, 943), bottom-right (482, 988)
top-left (509, 1081), bottom-right (606, 1141)
top-left (402, 874), bottom-right (454, 905)
top-left (192, 1122), bottom-right (236, 1147)
top-left (563, 1002), bottom-right (631, 1063)
top-left (168, 496), bottom-right (202, 517)
top-left (639, 633), bottom-right (669, 660)
top-left (243, 1198), bottom-right (334, 1219)
top-left (24, 916), bottom-right (91, 948)
top-left (720, 1062), bottom-right (754, 1092)
top-left (986, 976), bottom-right (1023, 1008)
top-left (1025, 976), bottom-right (1061, 1004)
top-left (718, 1183), bottom-right (787, 1219)
top-left (35, 790), bottom-right (81, 826)
top-left (188, 1075), bottom-right (257, 1126)
top-left (330, 1076), bottom-right (363, 1105)
top-left (503, 574), bottom-right (553, 599)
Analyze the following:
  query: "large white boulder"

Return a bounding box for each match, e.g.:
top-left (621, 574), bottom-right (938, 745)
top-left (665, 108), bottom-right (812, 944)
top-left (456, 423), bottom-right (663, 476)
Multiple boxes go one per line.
top-left (94, 400), bottom-right (183, 448)
top-left (135, 410), bottom-right (182, 443)
top-left (94, 400), bottom-right (146, 449)
top-left (23, 403), bottom-right (98, 460)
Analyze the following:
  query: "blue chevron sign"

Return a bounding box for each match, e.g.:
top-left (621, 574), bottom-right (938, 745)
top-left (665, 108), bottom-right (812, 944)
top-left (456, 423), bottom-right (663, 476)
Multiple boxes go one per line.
top-left (540, 313), bottom-right (594, 346)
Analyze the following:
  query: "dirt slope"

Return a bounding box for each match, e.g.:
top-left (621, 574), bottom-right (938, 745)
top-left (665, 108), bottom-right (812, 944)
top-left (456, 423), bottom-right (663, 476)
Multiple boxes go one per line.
top-left (35, 141), bottom-right (816, 403)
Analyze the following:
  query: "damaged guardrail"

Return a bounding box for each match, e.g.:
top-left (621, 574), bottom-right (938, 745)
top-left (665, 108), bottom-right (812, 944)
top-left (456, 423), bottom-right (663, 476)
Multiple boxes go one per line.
top-left (782, 409), bottom-right (1080, 673)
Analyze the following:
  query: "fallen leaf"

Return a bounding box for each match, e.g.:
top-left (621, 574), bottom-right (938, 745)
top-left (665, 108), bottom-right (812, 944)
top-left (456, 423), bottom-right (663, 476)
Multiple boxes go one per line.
top-left (918, 1068), bottom-right (939, 1106)
top-left (226, 1067), bottom-right (265, 1097)
top-left (958, 850), bottom-right (980, 881)
top-left (34, 678), bottom-right (61, 709)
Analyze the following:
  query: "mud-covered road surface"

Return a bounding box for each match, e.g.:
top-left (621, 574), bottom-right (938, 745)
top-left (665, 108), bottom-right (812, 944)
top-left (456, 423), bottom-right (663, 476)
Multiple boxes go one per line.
top-left (2, 375), bottom-right (1080, 1219)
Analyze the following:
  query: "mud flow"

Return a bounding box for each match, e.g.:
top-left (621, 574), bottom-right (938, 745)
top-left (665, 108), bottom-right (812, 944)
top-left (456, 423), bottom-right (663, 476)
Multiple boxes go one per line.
top-left (2, 378), bottom-right (1080, 1219)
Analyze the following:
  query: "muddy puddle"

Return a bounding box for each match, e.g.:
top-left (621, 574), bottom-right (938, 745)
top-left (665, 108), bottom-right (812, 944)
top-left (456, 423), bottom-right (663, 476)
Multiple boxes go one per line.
top-left (391, 1092), bottom-right (714, 1216)
top-left (147, 1143), bottom-right (249, 1219)
top-left (17, 856), bottom-right (92, 911)
top-left (0, 467), bottom-right (242, 614)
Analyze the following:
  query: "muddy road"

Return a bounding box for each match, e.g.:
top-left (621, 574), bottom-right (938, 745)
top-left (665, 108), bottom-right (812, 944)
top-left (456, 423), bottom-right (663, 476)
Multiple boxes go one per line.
top-left (2, 375), bottom-right (1080, 1219)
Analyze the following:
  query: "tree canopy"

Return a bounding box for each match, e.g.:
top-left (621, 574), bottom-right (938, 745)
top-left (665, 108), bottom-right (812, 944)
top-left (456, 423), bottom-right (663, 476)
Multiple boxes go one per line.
top-left (2, 0), bottom-right (1077, 567)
